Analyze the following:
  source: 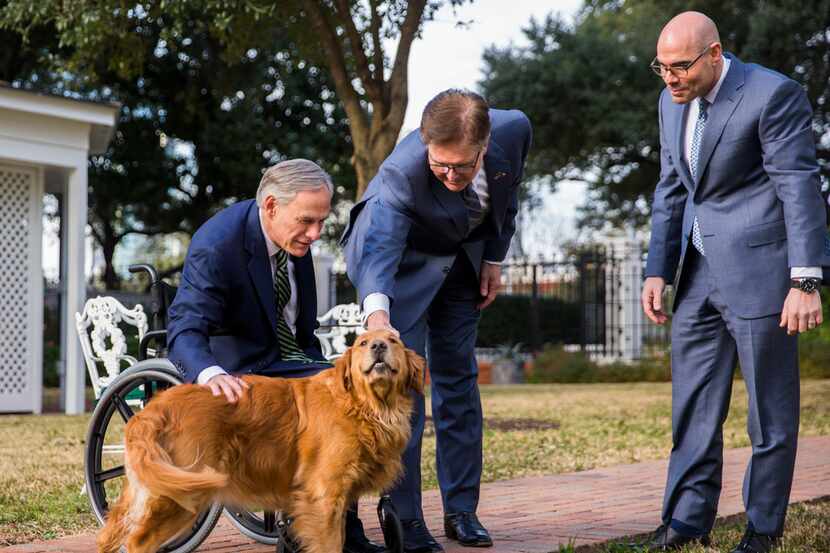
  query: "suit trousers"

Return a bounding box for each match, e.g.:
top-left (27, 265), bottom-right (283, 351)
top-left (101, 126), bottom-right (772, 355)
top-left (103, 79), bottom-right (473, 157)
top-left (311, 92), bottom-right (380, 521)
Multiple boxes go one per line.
top-left (663, 248), bottom-right (799, 536)
top-left (390, 253), bottom-right (483, 520)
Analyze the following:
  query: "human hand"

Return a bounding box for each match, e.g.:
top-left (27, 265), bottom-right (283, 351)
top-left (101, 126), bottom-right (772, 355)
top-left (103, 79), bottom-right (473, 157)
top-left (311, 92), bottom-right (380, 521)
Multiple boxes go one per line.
top-left (478, 263), bottom-right (502, 310)
top-left (366, 310), bottom-right (400, 337)
top-left (205, 374), bottom-right (250, 403)
top-left (642, 277), bottom-right (668, 325)
top-left (780, 288), bottom-right (823, 335)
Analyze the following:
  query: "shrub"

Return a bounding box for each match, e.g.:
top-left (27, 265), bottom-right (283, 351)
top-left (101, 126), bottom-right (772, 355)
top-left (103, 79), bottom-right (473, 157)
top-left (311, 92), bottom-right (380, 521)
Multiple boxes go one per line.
top-left (527, 344), bottom-right (671, 383)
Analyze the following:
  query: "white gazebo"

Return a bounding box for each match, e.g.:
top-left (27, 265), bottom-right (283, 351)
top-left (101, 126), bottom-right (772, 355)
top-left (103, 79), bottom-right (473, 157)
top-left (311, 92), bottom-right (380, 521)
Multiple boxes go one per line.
top-left (0, 83), bottom-right (118, 414)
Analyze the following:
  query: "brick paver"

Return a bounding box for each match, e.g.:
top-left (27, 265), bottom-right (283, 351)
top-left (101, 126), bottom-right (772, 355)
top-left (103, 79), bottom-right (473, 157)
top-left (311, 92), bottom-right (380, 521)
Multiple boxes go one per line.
top-left (4, 436), bottom-right (828, 553)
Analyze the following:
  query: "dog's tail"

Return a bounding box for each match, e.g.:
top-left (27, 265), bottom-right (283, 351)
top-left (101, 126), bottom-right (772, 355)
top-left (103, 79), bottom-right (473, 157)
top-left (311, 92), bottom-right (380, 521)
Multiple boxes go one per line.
top-left (125, 411), bottom-right (228, 510)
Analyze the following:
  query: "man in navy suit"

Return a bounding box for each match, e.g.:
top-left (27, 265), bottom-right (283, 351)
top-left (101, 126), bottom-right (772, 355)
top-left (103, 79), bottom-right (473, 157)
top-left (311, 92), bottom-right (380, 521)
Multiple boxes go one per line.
top-left (342, 90), bottom-right (532, 552)
top-left (640, 12), bottom-right (826, 553)
top-left (167, 159), bottom-right (387, 553)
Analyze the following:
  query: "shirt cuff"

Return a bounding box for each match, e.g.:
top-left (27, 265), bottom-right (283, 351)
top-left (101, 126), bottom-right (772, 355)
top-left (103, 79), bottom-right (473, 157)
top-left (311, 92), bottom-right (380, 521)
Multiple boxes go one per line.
top-left (197, 365), bottom-right (228, 385)
top-left (483, 259), bottom-right (503, 266)
top-left (362, 293), bottom-right (390, 326)
top-left (791, 267), bottom-right (822, 279)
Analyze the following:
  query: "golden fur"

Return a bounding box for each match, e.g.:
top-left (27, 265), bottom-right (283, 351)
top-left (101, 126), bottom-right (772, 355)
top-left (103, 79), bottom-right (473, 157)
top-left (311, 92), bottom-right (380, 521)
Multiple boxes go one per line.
top-left (98, 329), bottom-right (424, 553)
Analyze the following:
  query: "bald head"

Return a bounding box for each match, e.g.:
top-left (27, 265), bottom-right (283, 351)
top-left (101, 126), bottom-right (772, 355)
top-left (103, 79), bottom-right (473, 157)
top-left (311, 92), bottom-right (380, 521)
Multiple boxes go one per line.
top-left (655, 11), bottom-right (723, 104)
top-left (659, 11), bottom-right (720, 52)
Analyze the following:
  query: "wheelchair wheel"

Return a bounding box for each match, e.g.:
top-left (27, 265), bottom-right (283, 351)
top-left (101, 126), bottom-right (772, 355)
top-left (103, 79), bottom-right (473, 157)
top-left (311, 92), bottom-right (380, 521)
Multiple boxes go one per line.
top-left (84, 360), bottom-right (222, 553)
top-left (377, 495), bottom-right (404, 553)
top-left (223, 508), bottom-right (288, 546)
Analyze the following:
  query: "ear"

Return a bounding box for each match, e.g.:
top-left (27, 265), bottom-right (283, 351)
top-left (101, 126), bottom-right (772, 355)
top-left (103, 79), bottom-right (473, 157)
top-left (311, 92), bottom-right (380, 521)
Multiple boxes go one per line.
top-left (405, 349), bottom-right (426, 396)
top-left (334, 349), bottom-right (352, 392)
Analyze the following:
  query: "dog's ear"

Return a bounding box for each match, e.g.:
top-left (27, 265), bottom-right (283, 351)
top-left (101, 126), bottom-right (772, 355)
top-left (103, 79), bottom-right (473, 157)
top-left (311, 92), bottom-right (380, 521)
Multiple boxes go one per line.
top-left (335, 348), bottom-right (352, 392)
top-left (405, 349), bottom-right (426, 395)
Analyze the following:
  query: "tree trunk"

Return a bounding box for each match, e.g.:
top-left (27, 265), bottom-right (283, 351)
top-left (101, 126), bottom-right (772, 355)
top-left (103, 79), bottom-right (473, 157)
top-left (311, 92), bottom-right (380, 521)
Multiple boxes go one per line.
top-left (101, 233), bottom-right (120, 290)
top-left (352, 124), bottom-right (402, 199)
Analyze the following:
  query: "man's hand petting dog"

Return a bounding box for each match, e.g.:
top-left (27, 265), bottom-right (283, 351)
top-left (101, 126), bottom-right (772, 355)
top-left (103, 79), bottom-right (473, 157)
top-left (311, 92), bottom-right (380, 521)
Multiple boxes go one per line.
top-left (206, 374), bottom-right (250, 403)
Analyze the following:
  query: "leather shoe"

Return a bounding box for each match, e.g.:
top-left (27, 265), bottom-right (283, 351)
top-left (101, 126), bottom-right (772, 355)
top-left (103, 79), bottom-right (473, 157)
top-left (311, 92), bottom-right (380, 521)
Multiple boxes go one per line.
top-left (729, 526), bottom-right (780, 553)
top-left (344, 510), bottom-right (388, 553)
top-left (444, 512), bottom-right (493, 547)
top-left (632, 524), bottom-right (710, 551)
top-left (400, 518), bottom-right (444, 553)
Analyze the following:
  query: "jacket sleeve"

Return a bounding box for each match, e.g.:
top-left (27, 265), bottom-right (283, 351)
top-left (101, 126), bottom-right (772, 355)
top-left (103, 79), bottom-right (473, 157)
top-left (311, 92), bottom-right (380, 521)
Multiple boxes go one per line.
top-left (483, 111), bottom-right (533, 262)
top-left (166, 246), bottom-right (227, 382)
top-left (645, 92), bottom-right (688, 281)
top-left (349, 163), bottom-right (414, 308)
top-left (760, 78), bottom-right (826, 267)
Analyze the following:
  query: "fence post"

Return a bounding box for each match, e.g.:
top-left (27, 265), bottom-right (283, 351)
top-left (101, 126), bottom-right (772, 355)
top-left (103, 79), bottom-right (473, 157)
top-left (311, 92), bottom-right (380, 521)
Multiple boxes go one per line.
top-left (530, 263), bottom-right (541, 352)
top-left (605, 229), bottom-right (644, 361)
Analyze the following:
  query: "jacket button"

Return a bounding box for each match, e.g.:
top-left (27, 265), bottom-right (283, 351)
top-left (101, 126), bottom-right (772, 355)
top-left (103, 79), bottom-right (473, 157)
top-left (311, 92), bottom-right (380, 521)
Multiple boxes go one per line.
top-left (442, 266), bottom-right (450, 274)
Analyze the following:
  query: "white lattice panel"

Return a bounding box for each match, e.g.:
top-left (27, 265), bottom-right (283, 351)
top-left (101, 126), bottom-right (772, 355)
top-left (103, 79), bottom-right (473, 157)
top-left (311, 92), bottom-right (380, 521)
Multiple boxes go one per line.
top-left (0, 164), bottom-right (42, 412)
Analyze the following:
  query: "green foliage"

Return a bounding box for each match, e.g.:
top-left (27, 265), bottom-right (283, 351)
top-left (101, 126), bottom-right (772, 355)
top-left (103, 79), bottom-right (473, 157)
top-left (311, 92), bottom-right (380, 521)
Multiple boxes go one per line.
top-left (477, 295), bottom-right (581, 347)
top-left (528, 344), bottom-right (672, 383)
top-left (480, 0), bottom-right (830, 228)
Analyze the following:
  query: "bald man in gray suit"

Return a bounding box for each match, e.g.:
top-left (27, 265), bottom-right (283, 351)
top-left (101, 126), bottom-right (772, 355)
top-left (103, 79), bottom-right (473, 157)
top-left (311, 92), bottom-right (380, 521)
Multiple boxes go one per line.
top-left (640, 11), bottom-right (827, 553)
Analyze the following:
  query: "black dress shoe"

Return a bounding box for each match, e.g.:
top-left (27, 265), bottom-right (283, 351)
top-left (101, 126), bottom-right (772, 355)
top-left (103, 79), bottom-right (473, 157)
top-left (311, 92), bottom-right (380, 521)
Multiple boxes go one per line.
top-left (444, 512), bottom-right (493, 547)
top-left (344, 510), bottom-right (388, 553)
top-left (400, 518), bottom-right (444, 553)
top-left (729, 526), bottom-right (781, 553)
top-left (632, 524), bottom-right (710, 551)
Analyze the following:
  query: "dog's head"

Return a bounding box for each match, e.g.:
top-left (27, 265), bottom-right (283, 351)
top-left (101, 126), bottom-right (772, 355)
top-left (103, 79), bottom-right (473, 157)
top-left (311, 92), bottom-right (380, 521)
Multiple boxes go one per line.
top-left (336, 329), bottom-right (425, 403)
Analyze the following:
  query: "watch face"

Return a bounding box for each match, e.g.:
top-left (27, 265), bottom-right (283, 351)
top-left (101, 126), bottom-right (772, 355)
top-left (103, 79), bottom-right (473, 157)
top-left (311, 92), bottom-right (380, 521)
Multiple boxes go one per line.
top-left (801, 279), bottom-right (818, 293)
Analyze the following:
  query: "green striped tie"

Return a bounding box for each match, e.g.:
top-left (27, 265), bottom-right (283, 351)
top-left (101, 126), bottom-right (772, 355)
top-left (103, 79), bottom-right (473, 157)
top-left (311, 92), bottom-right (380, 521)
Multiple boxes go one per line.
top-left (273, 249), bottom-right (314, 363)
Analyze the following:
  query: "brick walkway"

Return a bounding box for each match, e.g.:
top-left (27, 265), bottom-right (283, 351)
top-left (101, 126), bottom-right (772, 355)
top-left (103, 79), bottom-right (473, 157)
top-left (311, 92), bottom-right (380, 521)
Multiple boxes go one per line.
top-left (5, 436), bottom-right (829, 553)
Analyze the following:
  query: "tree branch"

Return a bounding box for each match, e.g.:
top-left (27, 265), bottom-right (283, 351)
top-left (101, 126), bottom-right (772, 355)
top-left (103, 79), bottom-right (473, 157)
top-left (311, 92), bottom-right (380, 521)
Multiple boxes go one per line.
top-left (333, 0), bottom-right (382, 101)
top-left (368, 0), bottom-right (384, 84)
top-left (386, 0), bottom-right (426, 129)
top-left (300, 0), bottom-right (369, 145)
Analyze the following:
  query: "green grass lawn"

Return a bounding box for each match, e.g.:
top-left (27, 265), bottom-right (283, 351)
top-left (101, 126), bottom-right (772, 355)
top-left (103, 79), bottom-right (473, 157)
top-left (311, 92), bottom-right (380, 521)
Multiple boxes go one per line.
top-left (1, 379), bottom-right (828, 547)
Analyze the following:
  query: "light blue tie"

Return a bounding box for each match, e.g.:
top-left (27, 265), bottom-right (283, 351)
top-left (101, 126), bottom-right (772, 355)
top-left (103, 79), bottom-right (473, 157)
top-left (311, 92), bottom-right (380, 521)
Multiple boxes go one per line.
top-left (689, 98), bottom-right (709, 255)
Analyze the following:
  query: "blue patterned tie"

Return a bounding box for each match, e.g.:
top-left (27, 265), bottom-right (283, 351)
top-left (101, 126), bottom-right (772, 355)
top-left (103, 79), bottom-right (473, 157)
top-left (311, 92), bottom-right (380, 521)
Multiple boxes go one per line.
top-left (273, 249), bottom-right (314, 363)
top-left (462, 184), bottom-right (485, 232)
top-left (690, 98), bottom-right (709, 255)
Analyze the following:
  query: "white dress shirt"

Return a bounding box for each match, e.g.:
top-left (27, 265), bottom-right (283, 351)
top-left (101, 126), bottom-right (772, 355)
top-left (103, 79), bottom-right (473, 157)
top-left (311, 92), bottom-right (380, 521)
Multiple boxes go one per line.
top-left (197, 211), bottom-right (300, 384)
top-left (682, 56), bottom-right (819, 281)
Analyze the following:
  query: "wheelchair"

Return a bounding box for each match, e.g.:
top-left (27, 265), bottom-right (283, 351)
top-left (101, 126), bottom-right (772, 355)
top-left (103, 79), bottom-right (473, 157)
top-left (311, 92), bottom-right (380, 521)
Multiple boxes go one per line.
top-left (83, 264), bottom-right (404, 553)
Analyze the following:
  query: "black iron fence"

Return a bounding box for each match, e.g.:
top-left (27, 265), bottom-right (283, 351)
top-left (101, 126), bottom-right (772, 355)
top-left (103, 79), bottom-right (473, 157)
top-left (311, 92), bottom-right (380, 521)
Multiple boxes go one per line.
top-left (333, 247), bottom-right (673, 360)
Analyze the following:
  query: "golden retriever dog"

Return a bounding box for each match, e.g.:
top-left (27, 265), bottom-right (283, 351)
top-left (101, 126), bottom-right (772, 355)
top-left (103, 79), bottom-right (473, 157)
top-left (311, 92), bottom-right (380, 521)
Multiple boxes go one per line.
top-left (98, 329), bottom-right (424, 553)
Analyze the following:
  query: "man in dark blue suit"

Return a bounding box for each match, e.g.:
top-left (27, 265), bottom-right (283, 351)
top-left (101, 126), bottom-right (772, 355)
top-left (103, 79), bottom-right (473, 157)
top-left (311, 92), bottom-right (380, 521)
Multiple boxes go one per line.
top-left (342, 90), bottom-right (532, 552)
top-left (640, 12), bottom-right (827, 553)
top-left (167, 158), bottom-right (387, 553)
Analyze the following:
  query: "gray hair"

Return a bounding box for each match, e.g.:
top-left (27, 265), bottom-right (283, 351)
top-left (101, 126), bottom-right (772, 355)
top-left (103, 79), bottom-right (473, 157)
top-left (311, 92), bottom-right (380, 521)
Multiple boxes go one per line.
top-left (255, 159), bottom-right (333, 206)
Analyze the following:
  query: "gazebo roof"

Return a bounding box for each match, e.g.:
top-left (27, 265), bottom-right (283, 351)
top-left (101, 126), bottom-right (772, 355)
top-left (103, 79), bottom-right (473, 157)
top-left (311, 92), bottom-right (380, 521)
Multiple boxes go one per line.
top-left (0, 82), bottom-right (120, 154)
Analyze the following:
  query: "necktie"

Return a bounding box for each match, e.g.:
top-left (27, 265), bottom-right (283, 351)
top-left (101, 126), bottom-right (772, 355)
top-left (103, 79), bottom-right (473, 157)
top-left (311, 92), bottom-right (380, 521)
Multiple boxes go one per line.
top-left (462, 184), bottom-right (485, 232)
top-left (690, 98), bottom-right (709, 255)
top-left (273, 249), bottom-right (313, 363)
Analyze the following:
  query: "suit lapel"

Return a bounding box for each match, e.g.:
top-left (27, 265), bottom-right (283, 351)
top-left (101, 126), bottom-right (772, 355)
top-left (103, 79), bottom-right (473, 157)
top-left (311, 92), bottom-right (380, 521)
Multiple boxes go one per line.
top-left (694, 57), bottom-right (745, 190)
top-left (426, 156), bottom-right (468, 239)
top-left (290, 252), bottom-right (316, 347)
top-left (672, 102), bottom-right (695, 190)
top-left (244, 204), bottom-right (278, 338)
top-left (483, 141), bottom-right (512, 235)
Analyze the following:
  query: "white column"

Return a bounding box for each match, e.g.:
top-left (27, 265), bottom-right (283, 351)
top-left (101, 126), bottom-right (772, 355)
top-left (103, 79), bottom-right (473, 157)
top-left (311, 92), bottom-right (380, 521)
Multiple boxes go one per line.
top-left (63, 164), bottom-right (87, 414)
top-left (312, 252), bottom-right (335, 316)
top-left (606, 228), bottom-right (644, 361)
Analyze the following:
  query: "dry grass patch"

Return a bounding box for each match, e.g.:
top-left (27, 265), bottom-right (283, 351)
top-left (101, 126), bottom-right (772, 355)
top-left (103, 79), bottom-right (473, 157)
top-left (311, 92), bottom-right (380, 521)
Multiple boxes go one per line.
top-left (0, 380), bottom-right (827, 545)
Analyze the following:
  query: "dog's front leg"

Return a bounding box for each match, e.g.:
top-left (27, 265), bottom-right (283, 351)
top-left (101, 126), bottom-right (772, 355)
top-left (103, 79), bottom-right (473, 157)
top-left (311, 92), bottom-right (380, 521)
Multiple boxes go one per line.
top-left (289, 490), bottom-right (348, 553)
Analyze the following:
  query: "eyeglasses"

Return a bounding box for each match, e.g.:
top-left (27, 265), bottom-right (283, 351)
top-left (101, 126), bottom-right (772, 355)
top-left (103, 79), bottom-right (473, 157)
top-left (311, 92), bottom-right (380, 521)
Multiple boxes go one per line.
top-left (428, 150), bottom-right (482, 175)
top-left (650, 45), bottom-right (712, 77)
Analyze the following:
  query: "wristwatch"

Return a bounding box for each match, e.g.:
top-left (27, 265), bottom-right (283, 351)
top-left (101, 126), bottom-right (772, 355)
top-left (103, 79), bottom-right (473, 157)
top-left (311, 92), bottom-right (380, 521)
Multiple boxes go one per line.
top-left (791, 277), bottom-right (821, 294)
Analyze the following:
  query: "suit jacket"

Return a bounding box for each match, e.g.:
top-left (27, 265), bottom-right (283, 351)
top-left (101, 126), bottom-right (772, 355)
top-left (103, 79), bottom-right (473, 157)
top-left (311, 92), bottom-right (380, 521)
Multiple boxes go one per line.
top-left (167, 199), bottom-right (325, 382)
top-left (645, 54), bottom-right (829, 318)
top-left (341, 109), bottom-right (532, 333)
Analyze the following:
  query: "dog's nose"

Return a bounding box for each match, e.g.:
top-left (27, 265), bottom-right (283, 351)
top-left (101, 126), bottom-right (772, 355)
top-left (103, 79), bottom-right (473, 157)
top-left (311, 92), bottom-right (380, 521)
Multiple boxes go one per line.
top-left (370, 339), bottom-right (388, 356)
